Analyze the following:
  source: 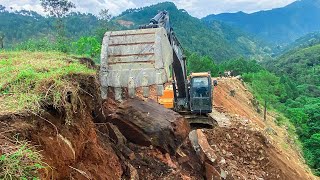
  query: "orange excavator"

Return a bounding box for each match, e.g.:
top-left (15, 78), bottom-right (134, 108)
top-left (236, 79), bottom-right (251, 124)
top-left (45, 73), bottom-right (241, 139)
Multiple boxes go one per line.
top-left (100, 11), bottom-right (215, 127)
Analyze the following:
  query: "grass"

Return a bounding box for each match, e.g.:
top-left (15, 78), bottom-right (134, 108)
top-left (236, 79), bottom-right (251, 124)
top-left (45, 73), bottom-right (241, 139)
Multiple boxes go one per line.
top-left (0, 51), bottom-right (96, 115)
top-left (0, 140), bottom-right (46, 180)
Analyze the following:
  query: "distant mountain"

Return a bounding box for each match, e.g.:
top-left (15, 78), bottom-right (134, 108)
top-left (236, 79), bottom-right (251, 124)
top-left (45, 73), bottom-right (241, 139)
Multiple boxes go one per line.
top-left (114, 2), bottom-right (270, 62)
top-left (280, 31), bottom-right (320, 54)
top-left (265, 43), bottom-right (320, 97)
top-left (203, 0), bottom-right (320, 45)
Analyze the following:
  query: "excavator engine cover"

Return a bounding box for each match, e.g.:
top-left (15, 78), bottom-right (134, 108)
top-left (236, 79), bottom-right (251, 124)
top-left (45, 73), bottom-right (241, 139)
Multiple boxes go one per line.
top-left (100, 28), bottom-right (173, 100)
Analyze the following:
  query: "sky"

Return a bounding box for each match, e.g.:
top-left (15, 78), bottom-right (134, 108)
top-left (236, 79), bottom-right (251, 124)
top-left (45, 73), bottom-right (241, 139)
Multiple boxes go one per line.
top-left (1, 0), bottom-right (297, 18)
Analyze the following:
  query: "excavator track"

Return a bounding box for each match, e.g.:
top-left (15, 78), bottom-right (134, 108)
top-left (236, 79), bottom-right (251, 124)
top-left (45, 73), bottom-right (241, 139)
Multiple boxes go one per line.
top-left (178, 111), bottom-right (217, 129)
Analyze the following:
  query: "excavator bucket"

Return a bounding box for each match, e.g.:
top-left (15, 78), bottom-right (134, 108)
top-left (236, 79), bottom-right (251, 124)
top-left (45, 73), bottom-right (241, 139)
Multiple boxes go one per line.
top-left (100, 27), bottom-right (173, 100)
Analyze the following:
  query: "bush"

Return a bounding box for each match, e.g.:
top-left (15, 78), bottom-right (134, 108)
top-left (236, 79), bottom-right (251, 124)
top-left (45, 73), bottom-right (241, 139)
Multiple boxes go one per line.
top-left (72, 36), bottom-right (101, 60)
top-left (15, 38), bottom-right (60, 52)
top-left (0, 141), bottom-right (45, 179)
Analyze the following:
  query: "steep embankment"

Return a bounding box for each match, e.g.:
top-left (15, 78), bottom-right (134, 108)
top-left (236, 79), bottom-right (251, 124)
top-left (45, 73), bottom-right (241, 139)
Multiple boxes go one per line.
top-left (0, 51), bottom-right (202, 179)
top-left (0, 51), bottom-right (123, 179)
top-left (206, 77), bottom-right (316, 179)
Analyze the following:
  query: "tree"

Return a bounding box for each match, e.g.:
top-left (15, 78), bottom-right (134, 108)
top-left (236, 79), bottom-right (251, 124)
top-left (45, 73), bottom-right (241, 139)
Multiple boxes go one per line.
top-left (40, 0), bottom-right (76, 18)
top-left (96, 9), bottom-right (112, 42)
top-left (98, 9), bottom-right (112, 22)
top-left (187, 53), bottom-right (218, 76)
top-left (0, 5), bottom-right (6, 12)
top-left (243, 71), bottom-right (284, 121)
top-left (72, 36), bottom-right (101, 58)
top-left (0, 32), bottom-right (4, 49)
top-left (40, 0), bottom-right (75, 52)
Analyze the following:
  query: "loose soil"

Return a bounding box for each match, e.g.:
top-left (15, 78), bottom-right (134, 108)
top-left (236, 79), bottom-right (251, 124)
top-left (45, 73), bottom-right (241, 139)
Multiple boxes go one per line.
top-left (209, 77), bottom-right (316, 179)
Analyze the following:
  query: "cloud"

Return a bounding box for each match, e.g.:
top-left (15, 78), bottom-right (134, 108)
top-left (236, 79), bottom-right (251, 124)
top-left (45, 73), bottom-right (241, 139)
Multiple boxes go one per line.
top-left (73, 0), bottom-right (137, 15)
top-left (0, 0), bottom-right (297, 18)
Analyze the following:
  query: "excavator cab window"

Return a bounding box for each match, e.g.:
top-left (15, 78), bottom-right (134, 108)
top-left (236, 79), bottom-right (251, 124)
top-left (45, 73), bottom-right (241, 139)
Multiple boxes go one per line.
top-left (190, 76), bottom-right (212, 114)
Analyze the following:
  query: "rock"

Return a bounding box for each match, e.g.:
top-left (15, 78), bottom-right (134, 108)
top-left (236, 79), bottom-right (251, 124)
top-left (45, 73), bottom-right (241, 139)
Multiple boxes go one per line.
top-left (265, 127), bottom-right (278, 136)
top-left (189, 130), bottom-right (200, 154)
top-left (221, 169), bottom-right (227, 179)
top-left (106, 123), bottom-right (127, 145)
top-left (189, 130), bottom-right (218, 164)
top-left (226, 133), bottom-right (231, 140)
top-left (205, 162), bottom-right (221, 180)
top-left (127, 162), bottom-right (139, 180)
top-left (222, 149), bottom-right (226, 155)
top-left (108, 99), bottom-right (190, 155)
top-left (165, 153), bottom-right (177, 169)
top-left (196, 129), bottom-right (218, 164)
top-left (178, 155), bottom-right (190, 164)
top-left (219, 157), bottom-right (226, 165)
top-left (119, 144), bottom-right (136, 160)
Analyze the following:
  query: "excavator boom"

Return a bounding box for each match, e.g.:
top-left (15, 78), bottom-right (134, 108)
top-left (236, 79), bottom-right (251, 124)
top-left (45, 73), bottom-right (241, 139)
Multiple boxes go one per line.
top-left (100, 11), bottom-right (215, 127)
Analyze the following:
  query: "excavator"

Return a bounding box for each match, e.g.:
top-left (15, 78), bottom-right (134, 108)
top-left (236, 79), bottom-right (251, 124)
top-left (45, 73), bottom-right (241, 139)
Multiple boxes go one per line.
top-left (100, 11), bottom-right (215, 127)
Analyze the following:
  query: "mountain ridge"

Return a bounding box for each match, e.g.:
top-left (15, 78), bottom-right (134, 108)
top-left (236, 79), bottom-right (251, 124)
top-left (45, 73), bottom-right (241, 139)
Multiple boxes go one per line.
top-left (203, 0), bottom-right (320, 44)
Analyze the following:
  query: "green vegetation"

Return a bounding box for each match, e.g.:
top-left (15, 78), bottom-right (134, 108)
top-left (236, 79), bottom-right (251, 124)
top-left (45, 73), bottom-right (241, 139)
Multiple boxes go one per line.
top-left (116, 2), bottom-right (269, 62)
top-left (40, 0), bottom-right (76, 52)
top-left (186, 52), bottom-right (263, 76)
top-left (0, 4), bottom-right (116, 62)
top-left (279, 31), bottom-right (320, 55)
top-left (0, 9), bottom-right (101, 48)
top-left (186, 52), bottom-right (218, 75)
top-left (72, 36), bottom-right (101, 58)
top-left (0, 141), bottom-right (45, 179)
top-left (264, 44), bottom-right (320, 175)
top-left (0, 2), bottom-right (270, 62)
top-left (0, 51), bottom-right (96, 114)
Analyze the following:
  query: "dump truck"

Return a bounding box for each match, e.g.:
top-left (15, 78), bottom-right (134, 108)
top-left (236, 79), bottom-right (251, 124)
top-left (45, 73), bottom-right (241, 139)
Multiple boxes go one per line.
top-left (100, 11), bottom-right (215, 127)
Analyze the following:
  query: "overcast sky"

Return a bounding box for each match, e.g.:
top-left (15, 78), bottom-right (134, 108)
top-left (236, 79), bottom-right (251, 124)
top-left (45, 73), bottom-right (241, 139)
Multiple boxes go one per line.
top-left (1, 0), bottom-right (297, 18)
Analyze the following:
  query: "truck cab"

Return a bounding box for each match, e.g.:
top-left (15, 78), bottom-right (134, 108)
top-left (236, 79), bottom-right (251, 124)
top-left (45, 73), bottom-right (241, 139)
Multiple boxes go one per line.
top-left (189, 72), bottom-right (212, 114)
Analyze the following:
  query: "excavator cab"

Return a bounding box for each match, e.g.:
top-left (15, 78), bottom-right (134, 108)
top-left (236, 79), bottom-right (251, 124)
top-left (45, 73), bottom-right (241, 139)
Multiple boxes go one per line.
top-left (189, 73), bottom-right (212, 114)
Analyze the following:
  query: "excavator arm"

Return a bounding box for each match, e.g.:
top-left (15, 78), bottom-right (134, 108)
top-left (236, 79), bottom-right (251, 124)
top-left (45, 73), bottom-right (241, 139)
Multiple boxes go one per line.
top-left (141, 11), bottom-right (189, 104)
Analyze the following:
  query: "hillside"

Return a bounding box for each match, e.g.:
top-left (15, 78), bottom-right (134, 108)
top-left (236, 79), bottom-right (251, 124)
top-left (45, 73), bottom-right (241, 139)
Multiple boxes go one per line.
top-left (264, 44), bottom-right (320, 175)
top-left (0, 51), bottom-right (316, 179)
top-left (203, 0), bottom-right (320, 44)
top-left (114, 2), bottom-right (269, 62)
top-left (279, 31), bottom-right (320, 55)
top-left (209, 78), bottom-right (315, 179)
top-left (267, 44), bottom-right (320, 90)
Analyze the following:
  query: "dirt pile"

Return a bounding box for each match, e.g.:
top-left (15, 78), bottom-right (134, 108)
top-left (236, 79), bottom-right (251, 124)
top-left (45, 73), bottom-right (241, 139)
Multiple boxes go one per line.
top-left (205, 122), bottom-right (288, 179)
top-left (208, 77), bottom-right (316, 179)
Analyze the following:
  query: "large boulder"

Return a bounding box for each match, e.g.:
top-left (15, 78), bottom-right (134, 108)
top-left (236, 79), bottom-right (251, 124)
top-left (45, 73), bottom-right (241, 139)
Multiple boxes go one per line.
top-left (107, 99), bottom-right (190, 155)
